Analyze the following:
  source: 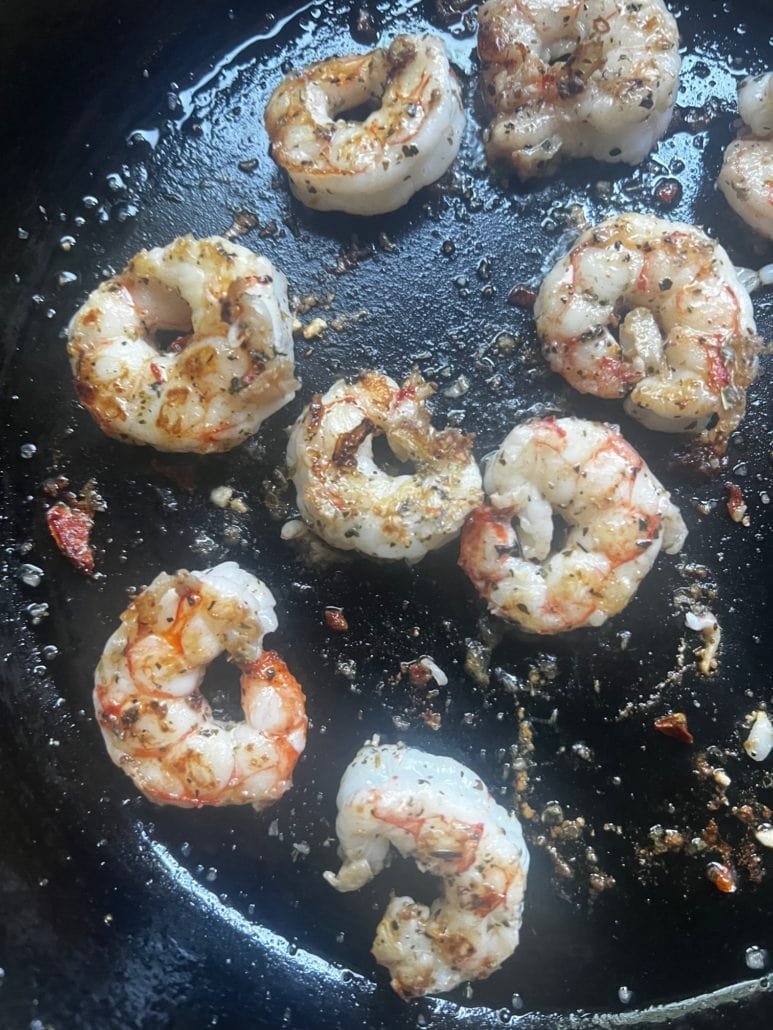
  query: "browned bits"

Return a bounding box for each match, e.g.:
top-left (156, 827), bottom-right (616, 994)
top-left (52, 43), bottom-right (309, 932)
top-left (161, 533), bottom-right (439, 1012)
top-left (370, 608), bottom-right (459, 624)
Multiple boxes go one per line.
top-left (507, 284), bottom-right (538, 307)
top-left (654, 712), bottom-right (694, 744)
top-left (331, 417), bottom-right (376, 468)
top-left (706, 861), bottom-right (736, 893)
top-left (324, 607), bottom-right (349, 632)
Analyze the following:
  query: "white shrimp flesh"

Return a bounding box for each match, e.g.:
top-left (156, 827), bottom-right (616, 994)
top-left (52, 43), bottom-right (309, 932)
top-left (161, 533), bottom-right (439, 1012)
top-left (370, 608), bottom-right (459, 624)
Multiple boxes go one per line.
top-left (324, 741), bottom-right (529, 999)
top-left (286, 370), bottom-right (483, 562)
top-left (94, 561), bottom-right (307, 809)
top-left (459, 417), bottom-right (687, 635)
top-left (68, 235), bottom-right (298, 452)
top-left (478, 0), bottom-right (680, 178)
top-left (718, 72), bottom-right (773, 240)
top-left (264, 34), bottom-right (465, 215)
top-left (535, 212), bottom-right (761, 463)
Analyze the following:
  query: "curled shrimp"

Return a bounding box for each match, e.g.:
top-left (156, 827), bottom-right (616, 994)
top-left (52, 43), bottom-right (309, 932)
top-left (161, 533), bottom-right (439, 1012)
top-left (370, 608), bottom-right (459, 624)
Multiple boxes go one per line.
top-left (94, 561), bottom-right (307, 809)
top-left (324, 741), bottom-right (529, 1000)
top-left (535, 213), bottom-right (761, 458)
top-left (286, 371), bottom-right (483, 562)
top-left (718, 72), bottom-right (773, 240)
top-left (459, 417), bottom-right (687, 635)
top-left (477, 0), bottom-right (680, 178)
top-left (68, 235), bottom-right (298, 453)
top-left (264, 34), bottom-right (465, 215)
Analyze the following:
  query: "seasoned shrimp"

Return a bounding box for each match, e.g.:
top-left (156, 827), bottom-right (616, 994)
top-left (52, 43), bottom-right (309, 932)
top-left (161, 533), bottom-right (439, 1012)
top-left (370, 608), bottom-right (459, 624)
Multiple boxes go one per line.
top-left (535, 213), bottom-right (760, 458)
top-left (286, 371), bottom-right (483, 562)
top-left (264, 34), bottom-right (465, 215)
top-left (718, 72), bottom-right (773, 240)
top-left (459, 417), bottom-right (687, 635)
top-left (324, 741), bottom-right (529, 999)
top-left (94, 561), bottom-right (307, 809)
top-left (478, 0), bottom-right (680, 178)
top-left (68, 235), bottom-right (298, 452)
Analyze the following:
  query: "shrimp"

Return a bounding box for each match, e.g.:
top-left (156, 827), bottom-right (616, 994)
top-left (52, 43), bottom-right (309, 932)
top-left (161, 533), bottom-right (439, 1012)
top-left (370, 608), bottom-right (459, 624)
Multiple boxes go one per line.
top-left (285, 371), bottom-right (483, 562)
top-left (68, 235), bottom-right (298, 453)
top-left (535, 213), bottom-right (761, 460)
top-left (477, 0), bottom-right (680, 178)
top-left (94, 561), bottom-right (307, 809)
top-left (264, 34), bottom-right (465, 215)
top-left (324, 741), bottom-right (529, 999)
top-left (459, 417), bottom-right (687, 635)
top-left (718, 72), bottom-right (773, 240)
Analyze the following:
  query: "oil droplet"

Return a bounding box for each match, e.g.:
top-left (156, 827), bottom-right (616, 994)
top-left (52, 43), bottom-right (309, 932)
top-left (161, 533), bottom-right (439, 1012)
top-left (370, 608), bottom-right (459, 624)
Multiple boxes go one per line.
top-left (618, 986), bottom-right (633, 1004)
top-left (113, 201), bottom-right (139, 222)
top-left (42, 645), bottom-right (59, 661)
top-left (19, 563), bottom-right (44, 587)
top-left (20, 443), bottom-right (37, 459)
top-left (510, 994), bottom-right (524, 1010)
top-left (82, 195), bottom-right (99, 209)
top-left (745, 946), bottom-right (769, 970)
top-left (17, 227), bottom-right (29, 240)
top-left (57, 271), bottom-right (79, 286)
top-left (205, 867), bottom-right (218, 882)
top-left (105, 172), bottom-right (127, 192)
top-left (60, 235), bottom-right (76, 251)
top-left (26, 602), bottom-right (49, 624)
top-left (180, 841), bottom-right (191, 857)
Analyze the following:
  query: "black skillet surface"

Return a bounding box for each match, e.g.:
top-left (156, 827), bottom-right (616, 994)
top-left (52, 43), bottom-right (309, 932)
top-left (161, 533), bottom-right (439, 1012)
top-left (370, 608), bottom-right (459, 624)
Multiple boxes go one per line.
top-left (1, 0), bottom-right (773, 1026)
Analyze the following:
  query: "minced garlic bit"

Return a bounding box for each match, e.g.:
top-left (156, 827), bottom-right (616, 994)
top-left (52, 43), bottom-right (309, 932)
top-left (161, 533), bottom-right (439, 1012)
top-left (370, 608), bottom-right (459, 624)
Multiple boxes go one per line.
top-left (302, 317), bottom-right (328, 340)
top-left (685, 609), bottom-right (721, 675)
top-left (210, 485), bottom-right (248, 513)
top-left (210, 485), bottom-right (234, 508)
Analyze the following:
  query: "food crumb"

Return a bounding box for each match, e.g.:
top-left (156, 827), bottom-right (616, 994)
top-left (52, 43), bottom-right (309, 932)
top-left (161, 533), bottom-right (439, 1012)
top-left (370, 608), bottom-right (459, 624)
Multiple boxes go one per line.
top-left (302, 317), bottom-right (328, 340)
top-left (324, 607), bottom-right (349, 632)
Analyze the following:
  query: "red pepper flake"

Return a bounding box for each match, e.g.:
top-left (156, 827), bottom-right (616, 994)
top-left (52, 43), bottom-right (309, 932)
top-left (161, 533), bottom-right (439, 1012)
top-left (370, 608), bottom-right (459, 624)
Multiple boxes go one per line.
top-left (706, 861), bottom-right (736, 893)
top-left (654, 178), bottom-right (682, 207)
top-left (150, 361), bottom-right (167, 384)
top-left (725, 483), bottom-right (749, 524)
top-left (46, 502), bottom-right (95, 574)
top-left (507, 284), bottom-right (538, 308)
top-left (324, 607), bottom-right (349, 632)
top-left (406, 661), bottom-right (433, 687)
top-left (654, 712), bottom-right (694, 743)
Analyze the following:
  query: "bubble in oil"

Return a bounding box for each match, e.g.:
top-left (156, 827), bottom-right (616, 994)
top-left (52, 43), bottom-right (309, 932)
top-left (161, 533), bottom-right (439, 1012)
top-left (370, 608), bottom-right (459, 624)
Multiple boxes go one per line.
top-left (745, 946), bottom-right (769, 970)
top-left (19, 443), bottom-right (36, 459)
top-left (19, 564), bottom-right (44, 587)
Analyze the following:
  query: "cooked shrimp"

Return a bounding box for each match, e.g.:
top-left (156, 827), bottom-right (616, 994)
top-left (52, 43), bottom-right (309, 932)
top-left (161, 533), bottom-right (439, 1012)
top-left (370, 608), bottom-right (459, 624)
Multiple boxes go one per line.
top-left (68, 235), bottom-right (298, 452)
top-left (264, 34), bottom-right (465, 215)
top-left (478, 0), bottom-right (680, 178)
top-left (94, 561), bottom-right (307, 809)
top-left (535, 213), bottom-right (760, 457)
top-left (324, 741), bottom-right (529, 999)
top-left (459, 417), bottom-right (687, 635)
top-left (718, 72), bottom-right (773, 240)
top-left (286, 371), bottom-right (483, 562)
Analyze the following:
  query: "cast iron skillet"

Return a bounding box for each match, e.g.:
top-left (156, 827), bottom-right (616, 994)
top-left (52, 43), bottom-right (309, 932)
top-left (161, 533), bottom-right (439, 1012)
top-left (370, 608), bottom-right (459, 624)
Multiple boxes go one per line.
top-left (1, 0), bottom-right (772, 1026)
